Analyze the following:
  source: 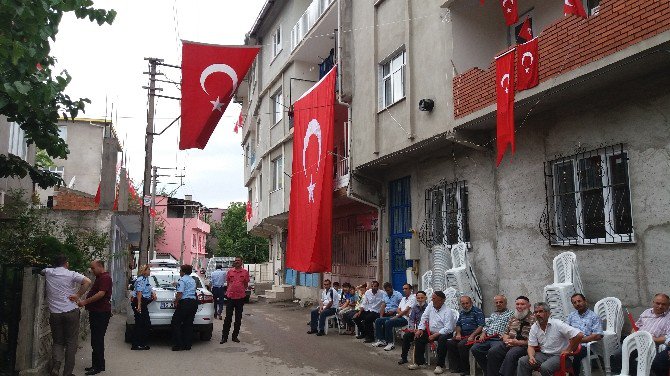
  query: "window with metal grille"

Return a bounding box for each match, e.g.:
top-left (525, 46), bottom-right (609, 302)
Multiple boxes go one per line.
top-left (543, 144), bottom-right (633, 245)
top-left (423, 180), bottom-right (470, 247)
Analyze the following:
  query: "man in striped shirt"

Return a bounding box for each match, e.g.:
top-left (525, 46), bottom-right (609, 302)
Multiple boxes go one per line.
top-left (470, 295), bottom-right (513, 375)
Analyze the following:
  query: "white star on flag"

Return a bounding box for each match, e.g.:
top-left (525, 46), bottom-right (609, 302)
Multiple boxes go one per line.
top-left (210, 96), bottom-right (224, 112)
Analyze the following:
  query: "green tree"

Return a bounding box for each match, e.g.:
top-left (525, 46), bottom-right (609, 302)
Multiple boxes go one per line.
top-left (211, 202), bottom-right (269, 264)
top-left (0, 0), bottom-right (116, 188)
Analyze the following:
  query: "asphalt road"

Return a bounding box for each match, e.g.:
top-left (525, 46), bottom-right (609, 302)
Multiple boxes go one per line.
top-left (74, 301), bottom-right (446, 375)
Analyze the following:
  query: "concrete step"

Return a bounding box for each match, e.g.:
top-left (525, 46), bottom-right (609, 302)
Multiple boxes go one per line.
top-left (257, 284), bottom-right (294, 303)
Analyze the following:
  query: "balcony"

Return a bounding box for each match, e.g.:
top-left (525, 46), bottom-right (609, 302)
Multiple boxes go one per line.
top-left (334, 157), bottom-right (350, 190)
top-left (290, 0), bottom-right (336, 53)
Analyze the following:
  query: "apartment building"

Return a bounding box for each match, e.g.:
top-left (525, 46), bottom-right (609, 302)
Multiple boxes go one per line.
top-left (0, 117), bottom-right (36, 205)
top-left (342, 0), bottom-right (670, 310)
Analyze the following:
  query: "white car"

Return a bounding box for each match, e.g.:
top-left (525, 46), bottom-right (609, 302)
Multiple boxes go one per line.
top-left (125, 268), bottom-right (215, 342)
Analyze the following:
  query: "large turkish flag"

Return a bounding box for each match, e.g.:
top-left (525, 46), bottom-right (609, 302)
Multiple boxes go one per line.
top-left (286, 67), bottom-right (337, 273)
top-left (500, 0), bottom-right (518, 26)
top-left (496, 50), bottom-right (515, 166)
top-left (517, 37), bottom-right (539, 91)
top-left (180, 41), bottom-right (259, 150)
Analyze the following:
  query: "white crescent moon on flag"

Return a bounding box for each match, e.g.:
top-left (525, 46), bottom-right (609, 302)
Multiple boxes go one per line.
top-left (200, 64), bottom-right (239, 97)
top-left (502, 0), bottom-right (511, 6)
top-left (302, 119), bottom-right (322, 176)
top-left (500, 74), bottom-right (510, 90)
top-left (521, 52), bottom-right (534, 67)
top-left (565, 0), bottom-right (574, 6)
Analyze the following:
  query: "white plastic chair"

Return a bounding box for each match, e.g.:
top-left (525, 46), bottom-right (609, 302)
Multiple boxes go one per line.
top-left (444, 287), bottom-right (460, 312)
top-left (431, 244), bottom-right (450, 291)
top-left (324, 314), bottom-right (342, 335)
top-left (422, 270), bottom-right (433, 291)
top-left (616, 331), bottom-right (655, 376)
top-left (543, 284), bottom-right (576, 322)
top-left (424, 287), bottom-right (434, 302)
top-left (444, 242), bottom-right (482, 307)
top-left (583, 297), bottom-right (623, 376)
top-left (550, 251), bottom-right (584, 294)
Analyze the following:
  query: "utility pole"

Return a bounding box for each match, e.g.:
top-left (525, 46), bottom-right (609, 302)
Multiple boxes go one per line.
top-left (180, 194), bottom-right (193, 264)
top-left (149, 166), bottom-right (158, 259)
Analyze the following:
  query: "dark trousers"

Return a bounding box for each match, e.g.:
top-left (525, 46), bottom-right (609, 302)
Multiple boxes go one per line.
top-left (343, 310), bottom-right (357, 330)
top-left (572, 345), bottom-right (589, 376)
top-left (611, 348), bottom-right (638, 375)
top-left (353, 311), bottom-right (380, 340)
top-left (447, 337), bottom-right (474, 372)
top-left (414, 331), bottom-right (450, 367)
top-left (471, 338), bottom-right (502, 376)
top-left (479, 341), bottom-right (527, 376)
top-left (310, 307), bottom-right (336, 332)
top-left (401, 331), bottom-right (415, 362)
top-left (132, 298), bottom-right (151, 347)
top-left (88, 311), bottom-right (111, 370)
top-left (651, 350), bottom-right (669, 376)
top-left (212, 286), bottom-right (226, 315)
top-left (171, 298), bottom-right (198, 349)
top-left (49, 309), bottom-right (80, 376)
top-left (222, 298), bottom-right (245, 340)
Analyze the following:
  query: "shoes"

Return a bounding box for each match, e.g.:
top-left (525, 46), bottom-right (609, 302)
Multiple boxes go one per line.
top-left (384, 344), bottom-right (395, 351)
top-left (183, 346), bottom-right (192, 351)
top-left (307, 330), bottom-right (318, 334)
top-left (434, 366), bottom-right (444, 374)
top-left (231, 337), bottom-right (240, 343)
top-left (408, 364), bottom-right (425, 370)
top-left (171, 346), bottom-right (183, 351)
top-left (316, 331), bottom-right (325, 336)
top-left (355, 334), bottom-right (365, 339)
top-left (84, 367), bottom-right (105, 372)
top-left (85, 369), bottom-right (102, 375)
top-left (220, 338), bottom-right (227, 344)
top-left (398, 359), bottom-right (408, 365)
top-left (377, 340), bottom-right (387, 347)
top-left (131, 345), bottom-right (149, 351)
top-left (363, 338), bottom-right (375, 343)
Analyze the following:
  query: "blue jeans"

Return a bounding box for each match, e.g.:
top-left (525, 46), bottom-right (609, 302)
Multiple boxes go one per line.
top-left (374, 316), bottom-right (408, 343)
top-left (310, 307), bottom-right (336, 332)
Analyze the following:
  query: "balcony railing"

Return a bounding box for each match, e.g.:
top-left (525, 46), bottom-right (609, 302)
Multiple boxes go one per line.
top-left (334, 156), bottom-right (350, 190)
top-left (290, 0), bottom-right (335, 51)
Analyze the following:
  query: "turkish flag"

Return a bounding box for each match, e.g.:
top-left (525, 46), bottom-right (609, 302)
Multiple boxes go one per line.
top-left (500, 0), bottom-right (518, 26)
top-left (234, 110), bottom-right (243, 134)
top-left (180, 41), bottom-right (259, 150)
top-left (245, 201), bottom-right (252, 221)
top-left (564, 0), bottom-right (587, 18)
top-left (496, 50), bottom-right (515, 166)
top-left (286, 67), bottom-right (337, 273)
top-left (516, 37), bottom-right (539, 90)
top-left (518, 17), bottom-right (533, 42)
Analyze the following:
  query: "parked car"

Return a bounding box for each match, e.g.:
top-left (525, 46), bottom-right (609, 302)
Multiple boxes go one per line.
top-left (125, 267), bottom-right (214, 342)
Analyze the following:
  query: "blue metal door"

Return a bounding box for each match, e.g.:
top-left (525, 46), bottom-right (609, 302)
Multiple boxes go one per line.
top-left (389, 176), bottom-right (412, 290)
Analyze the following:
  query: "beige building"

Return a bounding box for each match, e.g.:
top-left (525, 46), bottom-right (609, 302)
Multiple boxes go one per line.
top-left (0, 116), bottom-right (37, 205)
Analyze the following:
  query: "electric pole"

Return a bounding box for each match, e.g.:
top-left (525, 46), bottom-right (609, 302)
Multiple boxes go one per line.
top-left (149, 166), bottom-right (158, 259)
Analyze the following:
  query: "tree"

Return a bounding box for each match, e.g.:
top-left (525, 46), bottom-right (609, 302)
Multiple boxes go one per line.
top-left (0, 0), bottom-right (116, 188)
top-left (211, 202), bottom-right (269, 264)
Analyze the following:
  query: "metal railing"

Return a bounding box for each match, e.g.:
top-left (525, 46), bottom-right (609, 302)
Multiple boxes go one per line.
top-left (290, 0), bottom-right (335, 51)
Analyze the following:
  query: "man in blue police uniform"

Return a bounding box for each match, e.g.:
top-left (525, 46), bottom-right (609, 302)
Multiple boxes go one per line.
top-left (210, 264), bottom-right (226, 320)
top-left (171, 264), bottom-right (198, 351)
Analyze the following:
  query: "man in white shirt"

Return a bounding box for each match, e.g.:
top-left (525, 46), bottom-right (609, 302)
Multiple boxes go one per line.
top-left (353, 280), bottom-right (385, 343)
top-left (408, 291), bottom-right (458, 374)
top-left (517, 302), bottom-right (584, 376)
top-left (42, 255), bottom-right (92, 376)
top-left (374, 283), bottom-right (416, 351)
top-left (307, 279), bottom-right (339, 336)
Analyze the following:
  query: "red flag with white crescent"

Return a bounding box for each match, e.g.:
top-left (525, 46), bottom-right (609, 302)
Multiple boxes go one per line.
top-left (500, 0), bottom-right (518, 26)
top-left (234, 110), bottom-right (243, 134)
top-left (286, 67), bottom-right (337, 273)
top-left (518, 17), bottom-right (533, 42)
top-left (180, 41), bottom-right (259, 150)
top-left (496, 50), bottom-right (515, 166)
top-left (516, 37), bottom-right (539, 90)
top-left (564, 0), bottom-right (587, 18)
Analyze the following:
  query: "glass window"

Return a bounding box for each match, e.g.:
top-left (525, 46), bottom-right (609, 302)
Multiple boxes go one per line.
top-left (380, 51), bottom-right (406, 108)
top-left (271, 156), bottom-right (284, 191)
top-left (425, 181), bottom-right (470, 246)
top-left (8, 122), bottom-right (27, 160)
top-left (272, 89), bottom-right (283, 125)
top-left (272, 26), bottom-right (282, 57)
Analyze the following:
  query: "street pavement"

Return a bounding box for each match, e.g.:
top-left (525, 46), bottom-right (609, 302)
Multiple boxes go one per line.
top-left (74, 300), bottom-right (452, 375)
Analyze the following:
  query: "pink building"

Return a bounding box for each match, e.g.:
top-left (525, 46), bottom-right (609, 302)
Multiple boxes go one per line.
top-left (154, 195), bottom-right (211, 269)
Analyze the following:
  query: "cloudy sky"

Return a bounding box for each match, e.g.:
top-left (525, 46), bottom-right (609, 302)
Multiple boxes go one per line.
top-left (51, 0), bottom-right (266, 209)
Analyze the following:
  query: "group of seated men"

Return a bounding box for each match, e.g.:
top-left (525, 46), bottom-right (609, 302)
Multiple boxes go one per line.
top-left (307, 279), bottom-right (670, 376)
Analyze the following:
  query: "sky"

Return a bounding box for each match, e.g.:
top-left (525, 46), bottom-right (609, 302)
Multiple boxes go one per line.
top-left (51, 0), bottom-right (266, 209)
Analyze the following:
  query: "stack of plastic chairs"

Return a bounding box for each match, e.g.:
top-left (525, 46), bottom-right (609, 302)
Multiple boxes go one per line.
top-left (443, 287), bottom-right (460, 312)
top-left (543, 251), bottom-right (583, 321)
top-left (616, 331), bottom-right (655, 376)
top-left (422, 270), bottom-right (433, 291)
top-left (431, 244), bottom-right (450, 291)
top-left (444, 242), bottom-right (483, 308)
top-left (583, 297), bottom-right (624, 376)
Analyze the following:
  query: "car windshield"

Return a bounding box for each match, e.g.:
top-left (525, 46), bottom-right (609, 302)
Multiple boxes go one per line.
top-left (150, 273), bottom-right (203, 289)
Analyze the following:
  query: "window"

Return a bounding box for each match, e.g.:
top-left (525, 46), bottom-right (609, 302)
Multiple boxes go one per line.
top-left (256, 120), bottom-right (261, 146)
top-left (587, 0), bottom-right (600, 15)
top-left (48, 166), bottom-right (65, 177)
top-left (271, 156), bottom-right (284, 191)
top-left (272, 26), bottom-right (282, 58)
top-left (8, 122), bottom-right (27, 160)
top-left (380, 51), bottom-right (406, 108)
top-left (192, 234), bottom-right (197, 248)
top-left (510, 13), bottom-right (533, 45)
top-left (423, 180), bottom-right (469, 247)
top-left (272, 89), bottom-right (283, 125)
top-left (58, 125), bottom-right (67, 142)
top-left (544, 144), bottom-right (633, 245)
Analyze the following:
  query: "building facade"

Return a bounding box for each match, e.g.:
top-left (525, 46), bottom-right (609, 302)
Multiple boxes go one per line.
top-left (0, 116), bottom-right (37, 205)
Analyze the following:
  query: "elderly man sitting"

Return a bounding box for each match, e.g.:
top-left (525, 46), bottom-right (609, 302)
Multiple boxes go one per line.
top-left (470, 295), bottom-right (513, 375)
top-left (399, 290), bottom-right (429, 365)
top-left (306, 279), bottom-right (339, 336)
top-left (566, 293), bottom-right (603, 376)
top-left (373, 283), bottom-right (414, 350)
top-left (517, 302), bottom-right (584, 376)
top-left (447, 295), bottom-right (486, 375)
top-left (408, 291), bottom-right (458, 374)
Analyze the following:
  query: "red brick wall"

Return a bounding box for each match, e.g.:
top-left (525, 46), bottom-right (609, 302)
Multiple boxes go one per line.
top-left (53, 188), bottom-right (98, 211)
top-left (453, 0), bottom-right (670, 118)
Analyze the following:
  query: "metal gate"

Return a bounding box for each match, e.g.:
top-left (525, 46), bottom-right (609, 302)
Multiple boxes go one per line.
top-left (389, 177), bottom-right (412, 290)
top-left (0, 265), bottom-right (23, 375)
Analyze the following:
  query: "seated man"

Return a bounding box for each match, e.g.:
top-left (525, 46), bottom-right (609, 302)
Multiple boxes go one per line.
top-left (399, 291), bottom-right (428, 365)
top-left (408, 291), bottom-right (458, 374)
top-left (447, 295), bottom-right (486, 375)
top-left (353, 281), bottom-right (385, 343)
top-left (517, 302), bottom-right (584, 376)
top-left (307, 279), bottom-right (339, 336)
top-left (481, 296), bottom-right (535, 376)
top-left (611, 293), bottom-right (670, 375)
top-left (470, 295), bottom-right (513, 375)
top-left (372, 282), bottom-right (412, 348)
top-left (566, 293), bottom-right (603, 376)
top-left (651, 337), bottom-right (669, 376)
top-left (342, 284), bottom-right (365, 335)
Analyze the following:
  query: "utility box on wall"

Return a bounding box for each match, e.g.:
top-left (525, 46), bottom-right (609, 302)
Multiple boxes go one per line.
top-left (404, 236), bottom-right (420, 260)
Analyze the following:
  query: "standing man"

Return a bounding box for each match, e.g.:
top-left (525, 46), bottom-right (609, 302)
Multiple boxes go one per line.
top-left (42, 255), bottom-right (92, 376)
top-left (470, 295), bottom-right (514, 375)
top-left (210, 264), bottom-right (227, 320)
top-left (221, 256), bottom-right (250, 344)
top-left (353, 280), bottom-right (385, 343)
top-left (447, 295), bottom-right (486, 375)
top-left (171, 264), bottom-right (198, 351)
top-left (77, 260), bottom-right (112, 375)
top-left (307, 279), bottom-right (339, 336)
top-left (566, 293), bottom-right (603, 376)
top-left (409, 291), bottom-right (458, 374)
top-left (517, 302), bottom-right (584, 376)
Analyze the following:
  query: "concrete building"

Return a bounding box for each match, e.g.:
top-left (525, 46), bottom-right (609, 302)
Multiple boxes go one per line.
top-left (0, 116), bottom-right (37, 205)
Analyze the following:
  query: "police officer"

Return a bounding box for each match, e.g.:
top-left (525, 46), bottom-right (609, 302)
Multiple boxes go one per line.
top-left (171, 264), bottom-right (198, 351)
top-left (132, 264), bottom-right (154, 350)
top-left (210, 264), bottom-right (227, 320)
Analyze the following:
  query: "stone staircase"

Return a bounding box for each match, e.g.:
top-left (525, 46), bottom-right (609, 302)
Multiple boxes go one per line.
top-left (256, 284), bottom-right (294, 303)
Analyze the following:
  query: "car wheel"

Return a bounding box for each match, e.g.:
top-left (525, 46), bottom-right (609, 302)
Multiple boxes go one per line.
top-left (125, 323), bottom-right (134, 343)
top-left (200, 328), bottom-right (213, 341)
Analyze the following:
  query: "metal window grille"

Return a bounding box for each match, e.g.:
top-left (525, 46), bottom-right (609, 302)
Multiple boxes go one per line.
top-left (542, 143), bottom-right (634, 245)
top-left (422, 180), bottom-right (470, 248)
